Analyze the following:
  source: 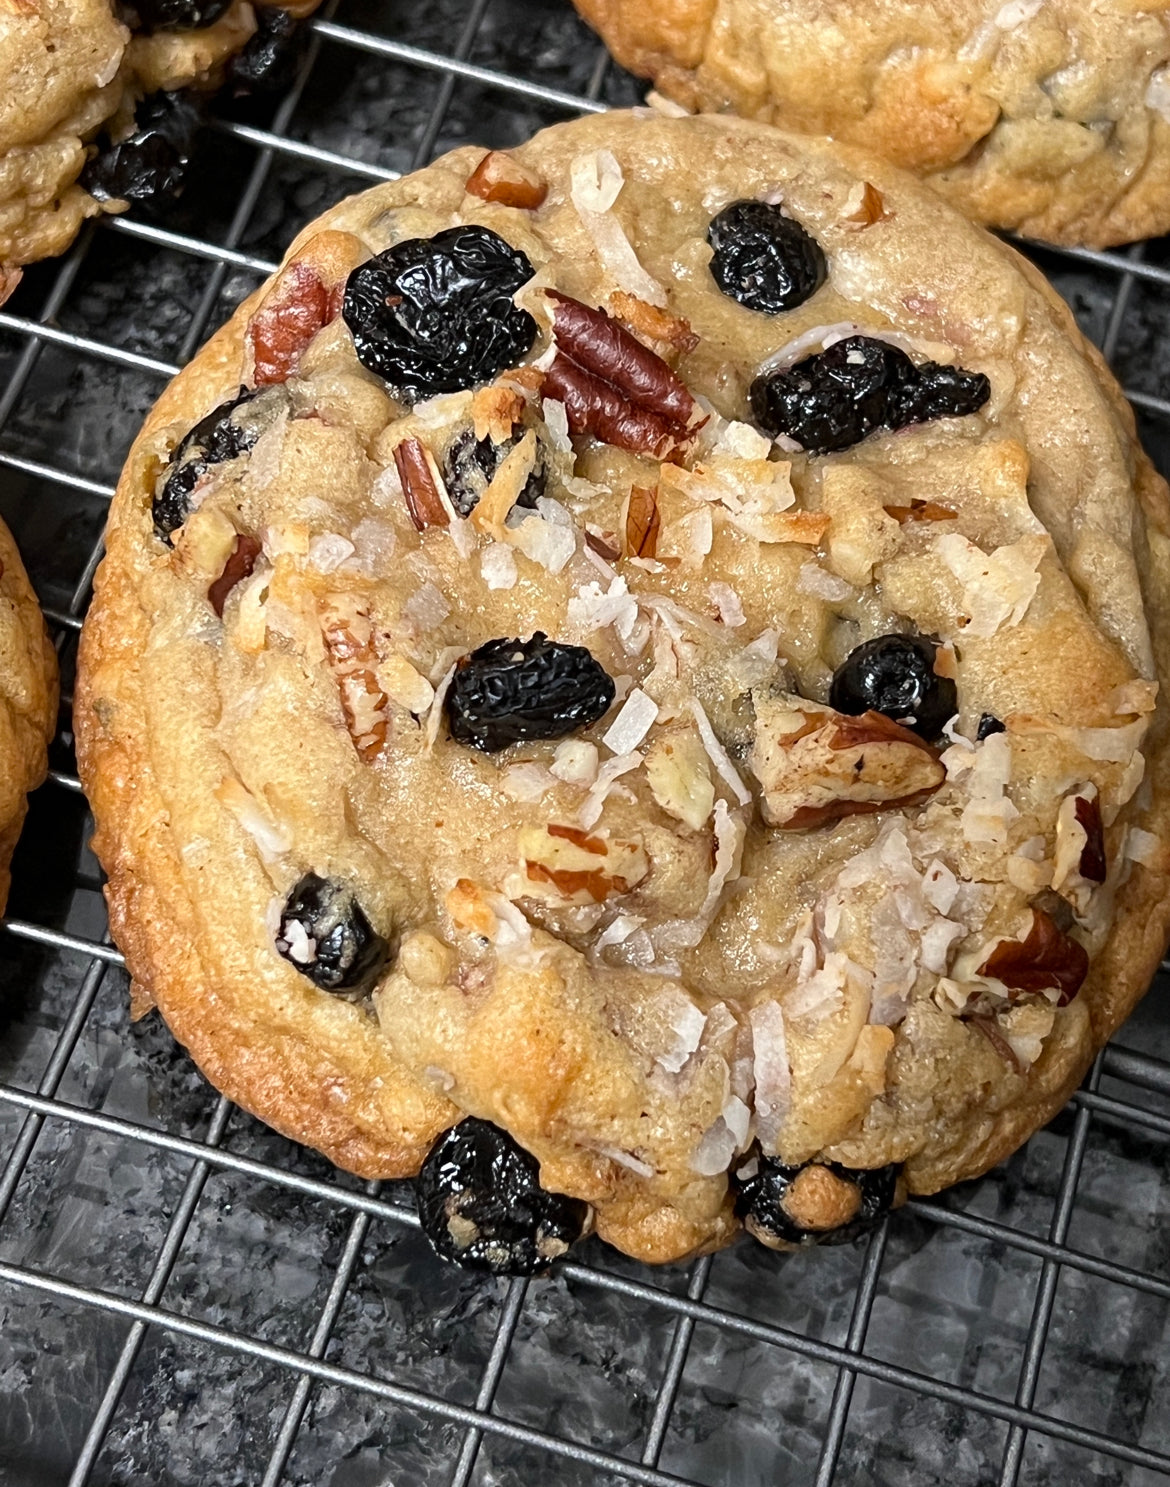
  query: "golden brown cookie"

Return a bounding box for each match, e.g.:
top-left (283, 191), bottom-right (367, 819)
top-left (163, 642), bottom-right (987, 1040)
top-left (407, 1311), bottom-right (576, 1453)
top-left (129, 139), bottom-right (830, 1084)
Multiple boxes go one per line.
top-left (573, 0), bottom-right (1170, 248)
top-left (0, 518), bottom-right (58, 912)
top-left (76, 111), bottom-right (1170, 1267)
top-left (0, 0), bottom-right (319, 286)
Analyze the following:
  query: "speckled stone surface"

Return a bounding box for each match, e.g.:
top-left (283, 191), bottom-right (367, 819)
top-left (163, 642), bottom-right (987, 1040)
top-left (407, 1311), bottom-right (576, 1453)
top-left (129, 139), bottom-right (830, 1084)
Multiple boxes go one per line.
top-left (2, 1), bottom-right (1170, 1483)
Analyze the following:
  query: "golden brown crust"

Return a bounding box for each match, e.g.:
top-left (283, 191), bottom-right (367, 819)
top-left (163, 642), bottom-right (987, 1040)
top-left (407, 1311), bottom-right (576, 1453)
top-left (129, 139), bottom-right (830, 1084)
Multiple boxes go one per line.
top-left (76, 112), bottom-right (1170, 1262)
top-left (574, 0), bottom-right (1170, 248)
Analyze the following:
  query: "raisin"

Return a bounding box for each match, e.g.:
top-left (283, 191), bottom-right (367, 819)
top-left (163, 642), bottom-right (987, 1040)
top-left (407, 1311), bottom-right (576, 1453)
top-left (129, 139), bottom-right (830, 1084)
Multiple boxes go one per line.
top-left (342, 226), bottom-right (537, 402)
top-left (153, 386), bottom-right (260, 543)
top-left (274, 872), bottom-right (390, 994)
top-left (416, 1118), bottom-right (589, 1274)
top-left (749, 335), bottom-right (989, 454)
top-left (81, 91), bottom-right (203, 209)
top-left (707, 200), bottom-right (827, 315)
top-left (442, 427), bottom-right (545, 518)
top-left (445, 633), bottom-right (615, 753)
top-left (977, 712), bottom-right (1006, 741)
top-left (124, 0), bottom-right (232, 28)
top-left (732, 1153), bottom-right (900, 1250)
top-left (227, 6), bottom-right (308, 94)
top-left (829, 634), bottom-right (957, 742)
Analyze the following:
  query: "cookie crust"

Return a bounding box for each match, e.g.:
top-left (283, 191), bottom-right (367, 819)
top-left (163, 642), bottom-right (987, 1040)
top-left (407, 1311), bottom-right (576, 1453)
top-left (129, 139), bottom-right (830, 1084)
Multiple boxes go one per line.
top-left (574, 0), bottom-right (1170, 248)
top-left (77, 112), bottom-right (1170, 1263)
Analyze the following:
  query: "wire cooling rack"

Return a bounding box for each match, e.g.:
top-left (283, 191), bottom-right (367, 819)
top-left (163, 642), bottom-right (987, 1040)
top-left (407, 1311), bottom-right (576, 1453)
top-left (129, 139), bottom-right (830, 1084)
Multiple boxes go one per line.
top-left (3, 2), bottom-right (1170, 1482)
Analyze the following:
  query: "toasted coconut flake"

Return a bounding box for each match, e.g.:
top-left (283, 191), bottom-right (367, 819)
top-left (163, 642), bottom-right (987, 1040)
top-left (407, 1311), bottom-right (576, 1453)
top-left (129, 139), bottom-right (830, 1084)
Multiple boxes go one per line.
top-left (608, 291), bottom-right (699, 356)
top-left (711, 419), bottom-right (773, 460)
top-left (568, 575), bottom-right (641, 644)
top-left (841, 181), bottom-right (890, 229)
top-left (690, 698), bottom-right (752, 806)
top-left (471, 383), bottom-right (526, 444)
top-left (215, 777), bottom-right (290, 861)
top-left (934, 533), bottom-right (1047, 639)
top-left (655, 988), bottom-right (708, 1073)
top-left (956, 732), bottom-right (1020, 846)
top-left (797, 563), bottom-right (855, 602)
top-left (471, 428), bottom-right (538, 535)
top-left (511, 512), bottom-right (577, 573)
top-left (602, 687), bottom-right (659, 755)
top-left (749, 1000), bottom-right (790, 1149)
top-left (480, 542), bottom-right (518, 590)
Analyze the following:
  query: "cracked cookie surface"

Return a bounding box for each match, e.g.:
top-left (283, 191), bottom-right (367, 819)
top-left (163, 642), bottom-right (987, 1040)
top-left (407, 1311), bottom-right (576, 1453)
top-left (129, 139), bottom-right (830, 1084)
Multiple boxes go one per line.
top-left (76, 112), bottom-right (1170, 1264)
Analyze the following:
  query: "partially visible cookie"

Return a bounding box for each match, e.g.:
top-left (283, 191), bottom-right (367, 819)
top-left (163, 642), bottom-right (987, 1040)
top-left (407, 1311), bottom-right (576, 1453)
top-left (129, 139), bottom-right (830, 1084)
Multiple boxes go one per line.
top-left (0, 519), bottom-right (58, 912)
top-left (0, 0), bottom-right (318, 289)
top-left (573, 0), bottom-right (1170, 248)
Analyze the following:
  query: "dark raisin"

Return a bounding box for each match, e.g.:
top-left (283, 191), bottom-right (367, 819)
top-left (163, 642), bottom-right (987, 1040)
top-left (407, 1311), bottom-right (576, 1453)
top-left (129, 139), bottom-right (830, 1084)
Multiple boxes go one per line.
top-left (81, 91), bottom-right (203, 209)
top-left (732, 1153), bottom-right (900, 1250)
top-left (342, 226), bottom-right (537, 402)
top-left (123, 0), bottom-right (232, 28)
top-left (227, 6), bottom-right (308, 94)
top-left (749, 335), bottom-right (989, 454)
top-left (416, 1117), bottom-right (589, 1274)
top-left (442, 428), bottom-right (545, 518)
top-left (153, 386), bottom-right (260, 542)
top-left (707, 200), bottom-right (827, 315)
top-left (445, 633), bottom-right (615, 753)
top-left (829, 634), bottom-right (957, 741)
top-left (976, 712), bottom-right (1006, 741)
top-left (274, 872), bottom-right (390, 994)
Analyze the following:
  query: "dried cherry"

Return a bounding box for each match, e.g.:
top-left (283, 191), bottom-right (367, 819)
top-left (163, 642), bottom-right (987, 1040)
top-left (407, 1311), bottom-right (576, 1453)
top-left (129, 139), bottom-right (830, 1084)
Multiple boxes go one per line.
top-left (81, 91), bottom-right (203, 208)
top-left (227, 6), bottom-right (308, 93)
top-left (977, 712), bottom-right (1006, 741)
top-left (125, 0), bottom-right (231, 29)
top-left (416, 1118), bottom-right (589, 1274)
top-left (442, 428), bottom-right (544, 518)
top-left (707, 200), bottom-right (827, 315)
top-left (274, 872), bottom-right (390, 994)
top-left (732, 1153), bottom-right (900, 1249)
top-left (829, 634), bottom-right (956, 742)
top-left (749, 335), bottom-right (989, 454)
top-left (153, 386), bottom-right (260, 542)
top-left (342, 226), bottom-right (537, 402)
top-left (445, 633), bottom-right (615, 753)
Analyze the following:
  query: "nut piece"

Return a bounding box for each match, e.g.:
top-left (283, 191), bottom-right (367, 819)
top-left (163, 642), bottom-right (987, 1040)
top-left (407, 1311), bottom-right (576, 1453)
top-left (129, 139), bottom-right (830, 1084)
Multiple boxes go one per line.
top-left (465, 151), bottom-right (548, 210)
top-left (519, 822), bottom-right (648, 905)
top-left (208, 533), bottom-right (262, 617)
top-left (750, 692), bottom-right (945, 829)
top-left (883, 499), bottom-right (957, 525)
top-left (978, 908), bottom-right (1089, 1006)
top-left (841, 181), bottom-right (891, 229)
top-left (320, 596), bottom-right (390, 762)
top-left (625, 484), bottom-right (661, 559)
top-left (644, 728), bottom-right (714, 831)
top-left (393, 437), bottom-right (450, 530)
top-left (607, 291), bottom-right (699, 359)
top-left (246, 231), bottom-right (366, 386)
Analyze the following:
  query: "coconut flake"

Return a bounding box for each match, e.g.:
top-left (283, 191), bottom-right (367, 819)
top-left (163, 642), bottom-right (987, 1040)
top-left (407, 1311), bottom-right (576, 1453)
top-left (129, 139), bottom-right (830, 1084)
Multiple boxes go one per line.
top-left (655, 988), bottom-right (708, 1073)
top-left (957, 732), bottom-right (1020, 846)
top-left (594, 913), bottom-right (646, 952)
top-left (708, 582), bottom-right (746, 628)
top-left (480, 543), bottom-right (518, 590)
top-left (730, 628), bottom-right (781, 689)
top-left (580, 751), bottom-right (643, 828)
top-left (749, 1001), bottom-right (790, 1148)
top-left (500, 763), bottom-right (555, 802)
top-left (1147, 68), bottom-right (1170, 124)
top-left (602, 687), bottom-right (658, 754)
top-left (570, 149), bottom-right (624, 213)
top-left (711, 420), bottom-right (772, 461)
top-left (644, 88), bottom-right (691, 117)
top-left (424, 663), bottom-right (456, 753)
top-left (307, 533), bottom-right (356, 573)
top-left (402, 582), bottom-right (450, 634)
top-left (567, 575), bottom-right (641, 643)
top-left (935, 533), bottom-right (1047, 639)
top-left (215, 777), bottom-right (290, 862)
top-left (598, 1145), bottom-right (655, 1178)
top-left (798, 563), bottom-right (855, 602)
top-left (1126, 826), bottom-right (1162, 865)
top-left (511, 513), bottom-right (576, 573)
top-left (542, 397), bottom-right (572, 452)
top-left (551, 738), bottom-right (599, 787)
top-left (689, 698), bottom-right (752, 806)
top-left (569, 154), bottom-right (667, 307)
top-left (690, 1120), bottom-right (738, 1176)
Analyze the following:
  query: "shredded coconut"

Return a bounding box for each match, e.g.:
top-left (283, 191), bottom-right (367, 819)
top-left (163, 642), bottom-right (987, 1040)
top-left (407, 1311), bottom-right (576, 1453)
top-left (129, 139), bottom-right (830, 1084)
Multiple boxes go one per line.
top-left (602, 687), bottom-right (658, 754)
top-left (580, 751), bottom-right (643, 828)
top-left (708, 582), bottom-right (746, 628)
top-left (1126, 826), bottom-right (1162, 866)
top-left (797, 563), bottom-right (855, 602)
top-left (689, 698), bottom-right (752, 806)
top-left (934, 532), bottom-right (1047, 638)
top-left (749, 1001), bottom-right (790, 1148)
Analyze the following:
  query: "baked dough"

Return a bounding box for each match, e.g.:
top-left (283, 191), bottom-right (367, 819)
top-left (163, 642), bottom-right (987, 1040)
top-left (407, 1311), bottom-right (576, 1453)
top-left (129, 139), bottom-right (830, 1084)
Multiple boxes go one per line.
top-left (573, 0), bottom-right (1170, 248)
top-left (76, 111), bottom-right (1170, 1264)
top-left (0, 0), bottom-right (318, 288)
top-left (0, 518), bottom-right (58, 912)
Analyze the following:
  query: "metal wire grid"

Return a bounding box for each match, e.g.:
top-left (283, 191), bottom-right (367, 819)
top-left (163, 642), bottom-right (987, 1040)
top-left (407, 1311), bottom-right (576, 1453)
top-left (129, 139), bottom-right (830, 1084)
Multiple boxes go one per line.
top-left (1, 3), bottom-right (1170, 1482)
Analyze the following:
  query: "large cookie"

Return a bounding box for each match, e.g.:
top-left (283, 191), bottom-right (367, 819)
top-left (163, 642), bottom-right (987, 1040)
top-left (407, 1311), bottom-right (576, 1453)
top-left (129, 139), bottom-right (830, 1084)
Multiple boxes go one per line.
top-left (0, 0), bottom-right (317, 290)
top-left (573, 0), bottom-right (1170, 248)
top-left (0, 519), bottom-right (58, 912)
top-left (76, 111), bottom-right (1170, 1267)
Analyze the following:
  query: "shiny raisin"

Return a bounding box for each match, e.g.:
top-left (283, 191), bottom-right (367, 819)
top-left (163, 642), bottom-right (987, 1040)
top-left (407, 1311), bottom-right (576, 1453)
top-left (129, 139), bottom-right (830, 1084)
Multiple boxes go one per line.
top-left (152, 387), bottom-right (260, 543)
top-left (749, 335), bottom-right (989, 454)
top-left (732, 1153), bottom-right (900, 1250)
top-left (81, 91), bottom-right (203, 209)
top-left (829, 634), bottom-right (957, 742)
top-left (445, 633), bottom-right (615, 753)
top-left (442, 427), bottom-right (544, 518)
top-left (416, 1117), bottom-right (589, 1274)
top-left (707, 200), bottom-right (827, 315)
top-left (977, 712), bottom-right (1006, 741)
top-left (227, 6), bottom-right (308, 93)
top-left (274, 873), bottom-right (390, 994)
top-left (124, 0), bottom-right (232, 28)
top-left (342, 226), bottom-right (537, 402)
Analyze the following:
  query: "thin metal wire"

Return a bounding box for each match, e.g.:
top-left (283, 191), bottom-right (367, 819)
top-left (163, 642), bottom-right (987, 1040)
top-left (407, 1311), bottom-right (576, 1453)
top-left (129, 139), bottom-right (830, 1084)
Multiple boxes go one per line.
top-left (2, 4), bottom-right (1170, 1484)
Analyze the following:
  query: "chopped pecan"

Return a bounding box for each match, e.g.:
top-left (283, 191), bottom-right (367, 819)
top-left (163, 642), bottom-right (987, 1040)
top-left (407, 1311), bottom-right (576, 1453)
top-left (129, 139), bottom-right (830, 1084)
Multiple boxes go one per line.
top-left (465, 150), bottom-right (548, 210)
top-left (607, 291), bottom-right (699, 358)
top-left (248, 261), bottom-right (344, 387)
top-left (625, 484), bottom-right (661, 559)
top-left (883, 499), bottom-right (957, 525)
top-left (321, 599), bottom-right (390, 762)
top-left (969, 1015), bottom-right (1025, 1075)
top-left (208, 534), bottom-right (262, 617)
top-left (393, 437), bottom-right (449, 530)
top-left (978, 908), bottom-right (1088, 1006)
top-left (842, 181), bottom-right (891, 229)
top-left (584, 527), bottom-right (622, 563)
top-left (543, 291), bottom-right (701, 458)
top-left (1074, 794), bottom-right (1107, 882)
top-left (751, 693), bottom-right (944, 829)
top-left (519, 823), bottom-right (647, 906)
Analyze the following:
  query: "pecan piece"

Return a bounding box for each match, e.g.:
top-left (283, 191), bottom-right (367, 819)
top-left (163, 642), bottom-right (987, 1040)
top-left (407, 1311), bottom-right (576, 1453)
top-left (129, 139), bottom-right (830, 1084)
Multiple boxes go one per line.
top-left (320, 598), bottom-right (390, 762)
top-left (543, 291), bottom-right (701, 458)
top-left (842, 181), bottom-right (891, 229)
top-left (465, 151), bottom-right (548, 210)
top-left (607, 291), bottom-right (699, 358)
top-left (1074, 794), bottom-right (1107, 883)
top-left (246, 230), bottom-right (366, 386)
top-left (208, 534), bottom-right (262, 617)
top-left (750, 693), bottom-right (944, 829)
top-left (519, 823), bottom-right (647, 906)
top-left (978, 908), bottom-right (1088, 1006)
top-left (625, 484), bottom-right (660, 559)
top-left (393, 437), bottom-right (450, 530)
top-left (882, 499), bottom-right (957, 525)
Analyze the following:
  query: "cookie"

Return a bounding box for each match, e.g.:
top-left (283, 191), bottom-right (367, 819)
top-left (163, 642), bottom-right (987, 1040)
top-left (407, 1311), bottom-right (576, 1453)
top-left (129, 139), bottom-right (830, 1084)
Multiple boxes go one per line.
top-left (0, 518), bottom-right (59, 912)
top-left (573, 0), bottom-right (1170, 248)
top-left (76, 111), bottom-right (1170, 1268)
top-left (0, 0), bottom-right (317, 291)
